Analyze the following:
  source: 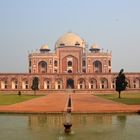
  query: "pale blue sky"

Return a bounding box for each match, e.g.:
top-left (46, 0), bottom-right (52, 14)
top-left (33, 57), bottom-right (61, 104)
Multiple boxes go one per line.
top-left (0, 0), bottom-right (140, 72)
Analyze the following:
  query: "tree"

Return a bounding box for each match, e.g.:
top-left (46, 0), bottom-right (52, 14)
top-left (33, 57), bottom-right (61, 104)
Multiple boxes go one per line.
top-left (31, 77), bottom-right (39, 95)
top-left (115, 69), bottom-right (128, 98)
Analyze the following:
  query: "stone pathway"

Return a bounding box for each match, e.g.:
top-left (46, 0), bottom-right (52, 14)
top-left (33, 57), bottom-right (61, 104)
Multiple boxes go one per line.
top-left (0, 94), bottom-right (68, 113)
top-left (0, 93), bottom-right (140, 113)
top-left (72, 94), bottom-right (140, 113)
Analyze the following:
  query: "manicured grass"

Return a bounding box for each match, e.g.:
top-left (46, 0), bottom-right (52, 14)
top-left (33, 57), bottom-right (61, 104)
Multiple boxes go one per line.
top-left (0, 94), bottom-right (41, 105)
top-left (96, 93), bottom-right (140, 105)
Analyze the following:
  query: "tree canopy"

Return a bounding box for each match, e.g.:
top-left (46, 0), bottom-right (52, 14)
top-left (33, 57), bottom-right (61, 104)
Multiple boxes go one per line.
top-left (31, 77), bottom-right (39, 95)
top-left (115, 69), bottom-right (128, 98)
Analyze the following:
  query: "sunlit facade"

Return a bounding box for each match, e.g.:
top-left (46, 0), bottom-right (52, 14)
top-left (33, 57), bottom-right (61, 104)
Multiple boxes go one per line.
top-left (0, 32), bottom-right (140, 92)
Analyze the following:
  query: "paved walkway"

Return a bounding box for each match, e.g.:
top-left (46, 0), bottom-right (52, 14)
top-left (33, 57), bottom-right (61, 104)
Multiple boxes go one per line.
top-left (0, 94), bottom-right (68, 113)
top-left (0, 93), bottom-right (140, 113)
top-left (72, 94), bottom-right (140, 113)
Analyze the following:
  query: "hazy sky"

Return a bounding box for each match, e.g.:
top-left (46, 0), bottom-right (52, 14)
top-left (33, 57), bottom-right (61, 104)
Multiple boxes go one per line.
top-left (0, 0), bottom-right (140, 72)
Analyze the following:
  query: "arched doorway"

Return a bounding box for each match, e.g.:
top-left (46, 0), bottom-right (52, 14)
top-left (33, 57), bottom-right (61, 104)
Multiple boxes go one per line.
top-left (67, 79), bottom-right (74, 89)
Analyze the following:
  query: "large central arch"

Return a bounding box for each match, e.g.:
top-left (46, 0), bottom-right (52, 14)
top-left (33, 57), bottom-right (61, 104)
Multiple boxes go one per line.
top-left (67, 79), bottom-right (74, 89)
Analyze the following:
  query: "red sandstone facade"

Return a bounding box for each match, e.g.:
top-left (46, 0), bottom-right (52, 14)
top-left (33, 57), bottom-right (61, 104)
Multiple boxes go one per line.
top-left (0, 32), bottom-right (140, 92)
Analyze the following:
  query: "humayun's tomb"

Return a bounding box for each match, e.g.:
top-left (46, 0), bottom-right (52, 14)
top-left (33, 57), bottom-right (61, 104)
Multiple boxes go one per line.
top-left (0, 32), bottom-right (140, 93)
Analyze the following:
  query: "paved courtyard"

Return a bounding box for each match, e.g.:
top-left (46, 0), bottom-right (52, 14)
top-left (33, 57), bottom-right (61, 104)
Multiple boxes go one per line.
top-left (0, 93), bottom-right (140, 113)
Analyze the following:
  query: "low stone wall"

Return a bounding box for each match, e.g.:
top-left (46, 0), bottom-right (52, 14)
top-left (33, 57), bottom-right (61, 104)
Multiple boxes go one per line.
top-left (0, 89), bottom-right (140, 95)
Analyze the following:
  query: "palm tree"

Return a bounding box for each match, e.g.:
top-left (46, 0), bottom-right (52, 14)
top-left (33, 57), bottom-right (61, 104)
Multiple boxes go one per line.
top-left (115, 69), bottom-right (128, 98)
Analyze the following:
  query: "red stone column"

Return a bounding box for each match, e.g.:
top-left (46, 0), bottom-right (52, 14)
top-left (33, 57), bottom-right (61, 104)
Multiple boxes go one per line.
top-left (74, 76), bottom-right (78, 89)
top-left (62, 76), bottom-right (66, 89)
top-left (96, 76), bottom-right (100, 89)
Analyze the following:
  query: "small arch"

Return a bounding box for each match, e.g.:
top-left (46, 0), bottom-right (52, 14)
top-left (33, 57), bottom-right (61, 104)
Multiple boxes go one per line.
top-left (133, 78), bottom-right (140, 88)
top-left (112, 78), bottom-right (116, 89)
top-left (100, 78), bottom-right (108, 89)
top-left (55, 79), bottom-right (62, 89)
top-left (93, 60), bottom-right (102, 73)
top-left (1, 79), bottom-right (8, 89)
top-left (108, 60), bottom-right (111, 66)
top-left (126, 78), bottom-right (130, 88)
top-left (68, 61), bottom-right (72, 67)
top-left (82, 60), bottom-right (86, 67)
top-left (89, 78), bottom-right (97, 89)
top-left (11, 79), bottom-right (18, 89)
top-left (44, 79), bottom-right (51, 89)
top-left (22, 79), bottom-right (29, 89)
top-left (68, 70), bottom-right (72, 73)
top-left (29, 60), bottom-right (31, 67)
top-left (54, 60), bottom-right (58, 67)
top-left (38, 61), bottom-right (47, 73)
top-left (78, 79), bottom-right (86, 89)
top-left (82, 69), bottom-right (86, 73)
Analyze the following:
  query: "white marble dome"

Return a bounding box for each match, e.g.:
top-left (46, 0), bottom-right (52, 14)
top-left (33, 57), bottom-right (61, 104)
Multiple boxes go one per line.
top-left (55, 32), bottom-right (85, 48)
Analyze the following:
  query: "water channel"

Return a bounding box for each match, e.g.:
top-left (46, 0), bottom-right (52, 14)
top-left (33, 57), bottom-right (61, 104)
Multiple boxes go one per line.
top-left (0, 113), bottom-right (140, 140)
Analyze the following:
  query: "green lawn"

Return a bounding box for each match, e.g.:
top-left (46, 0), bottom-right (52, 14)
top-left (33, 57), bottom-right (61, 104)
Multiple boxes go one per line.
top-left (96, 93), bottom-right (140, 105)
top-left (0, 94), bottom-right (41, 105)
